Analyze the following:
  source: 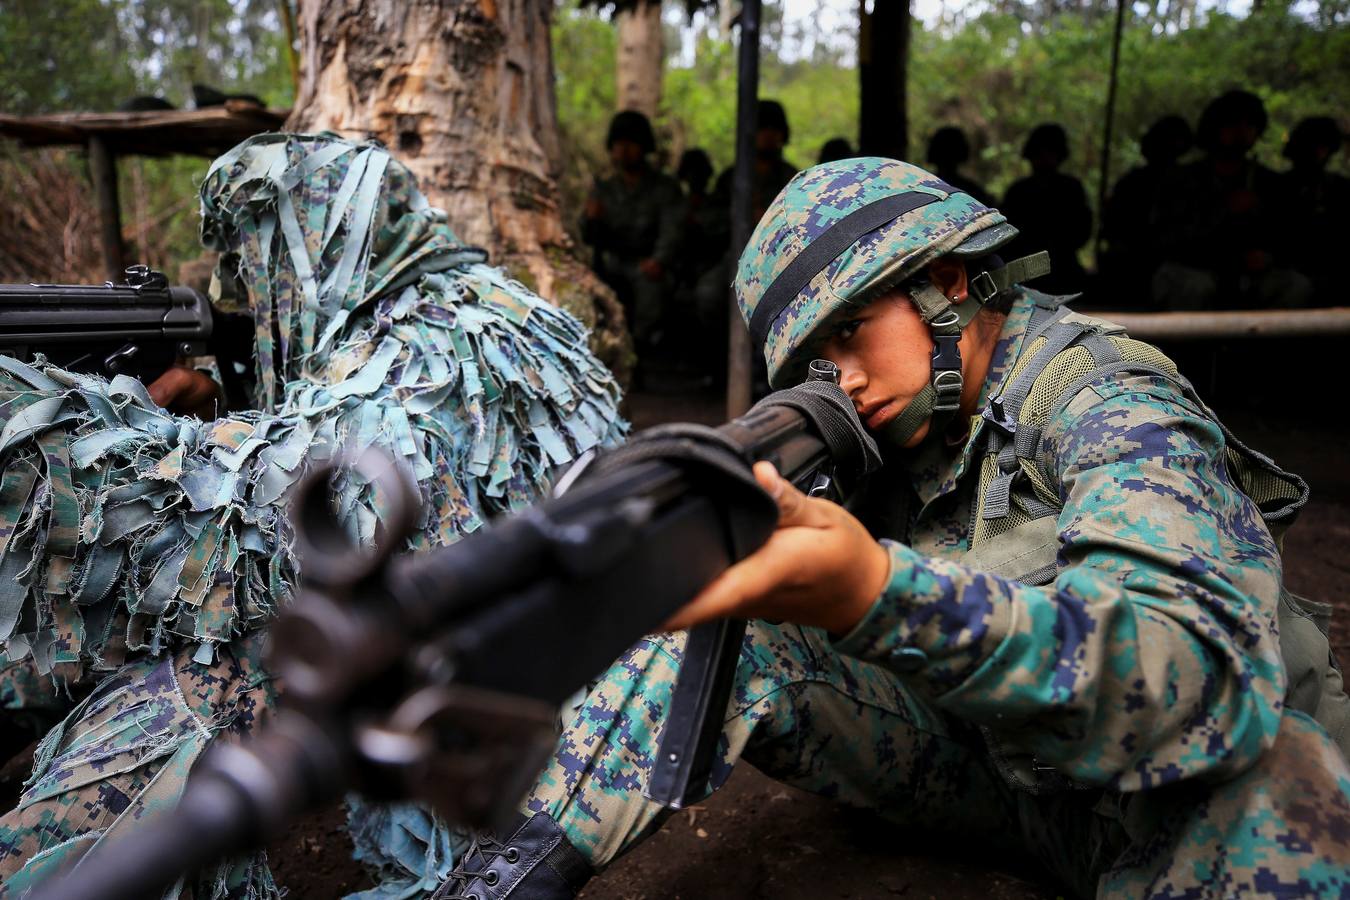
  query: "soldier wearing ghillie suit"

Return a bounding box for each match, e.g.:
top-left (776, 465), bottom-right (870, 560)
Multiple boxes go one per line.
top-left (434, 158), bottom-right (1350, 899)
top-left (0, 133), bottom-right (625, 898)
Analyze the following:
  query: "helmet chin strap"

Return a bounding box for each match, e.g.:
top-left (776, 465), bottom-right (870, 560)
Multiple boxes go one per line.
top-left (878, 252), bottom-right (1051, 448)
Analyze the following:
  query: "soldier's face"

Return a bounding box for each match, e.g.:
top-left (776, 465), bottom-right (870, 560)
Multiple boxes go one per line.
top-left (820, 292), bottom-right (938, 447)
top-left (819, 258), bottom-right (978, 448)
top-left (611, 139), bottom-right (645, 170)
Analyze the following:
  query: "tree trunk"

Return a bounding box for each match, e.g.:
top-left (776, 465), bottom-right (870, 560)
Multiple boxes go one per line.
top-left (615, 0), bottom-right (664, 119)
top-left (288, 0), bottom-right (631, 382)
top-left (857, 0), bottom-right (909, 161)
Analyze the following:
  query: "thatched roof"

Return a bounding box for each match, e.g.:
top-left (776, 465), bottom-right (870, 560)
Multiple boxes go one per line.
top-left (0, 102), bottom-right (289, 157)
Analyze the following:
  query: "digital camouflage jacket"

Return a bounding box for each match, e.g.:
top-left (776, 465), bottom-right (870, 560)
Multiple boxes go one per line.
top-left (837, 286), bottom-right (1289, 791)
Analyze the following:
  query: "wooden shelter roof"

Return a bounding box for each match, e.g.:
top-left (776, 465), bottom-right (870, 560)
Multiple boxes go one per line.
top-left (0, 102), bottom-right (289, 158)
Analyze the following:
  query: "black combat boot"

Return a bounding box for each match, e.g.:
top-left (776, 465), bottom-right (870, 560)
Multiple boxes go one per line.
top-left (431, 812), bottom-right (593, 900)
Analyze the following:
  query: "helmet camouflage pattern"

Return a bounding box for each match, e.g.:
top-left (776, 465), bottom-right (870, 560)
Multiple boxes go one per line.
top-left (734, 157), bottom-right (1016, 386)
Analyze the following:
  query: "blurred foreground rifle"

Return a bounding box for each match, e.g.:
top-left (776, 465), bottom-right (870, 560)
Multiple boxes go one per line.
top-left (0, 265), bottom-right (250, 406)
top-left (30, 362), bottom-right (878, 900)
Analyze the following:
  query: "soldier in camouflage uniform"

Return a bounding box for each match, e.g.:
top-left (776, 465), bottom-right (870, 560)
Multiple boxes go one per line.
top-left (580, 111), bottom-right (684, 352)
top-left (437, 158), bottom-right (1350, 899)
top-left (0, 133), bottom-right (625, 898)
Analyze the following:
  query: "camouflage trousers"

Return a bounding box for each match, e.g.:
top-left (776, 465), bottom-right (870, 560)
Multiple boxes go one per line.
top-left (525, 621), bottom-right (1350, 899)
top-left (0, 638), bottom-right (279, 899)
top-left (0, 640), bottom-right (474, 900)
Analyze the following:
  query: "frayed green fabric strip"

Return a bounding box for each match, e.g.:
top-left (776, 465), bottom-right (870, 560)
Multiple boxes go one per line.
top-left (0, 131), bottom-right (627, 692)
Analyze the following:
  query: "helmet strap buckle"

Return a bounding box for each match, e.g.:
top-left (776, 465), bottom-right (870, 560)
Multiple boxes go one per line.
top-left (969, 269), bottom-right (999, 304)
top-left (930, 334), bottom-right (964, 414)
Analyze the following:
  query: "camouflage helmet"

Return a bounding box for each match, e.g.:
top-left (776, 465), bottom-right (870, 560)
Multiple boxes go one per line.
top-left (734, 157), bottom-right (1017, 387)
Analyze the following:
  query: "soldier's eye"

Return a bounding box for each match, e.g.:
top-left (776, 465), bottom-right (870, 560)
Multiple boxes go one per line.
top-left (836, 319), bottom-right (864, 341)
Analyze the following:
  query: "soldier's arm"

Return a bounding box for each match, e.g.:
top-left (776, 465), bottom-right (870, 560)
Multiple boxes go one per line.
top-left (834, 373), bottom-right (1287, 789)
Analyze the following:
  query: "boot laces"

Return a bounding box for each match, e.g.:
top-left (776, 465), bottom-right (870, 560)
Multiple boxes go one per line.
top-left (431, 832), bottom-right (519, 900)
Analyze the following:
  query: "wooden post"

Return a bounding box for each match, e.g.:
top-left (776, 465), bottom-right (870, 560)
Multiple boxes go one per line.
top-left (1093, 307), bottom-right (1350, 340)
top-left (87, 136), bottom-right (125, 283)
top-left (726, 0), bottom-right (762, 420)
top-left (1095, 0), bottom-right (1127, 262)
top-left (858, 0), bottom-right (909, 159)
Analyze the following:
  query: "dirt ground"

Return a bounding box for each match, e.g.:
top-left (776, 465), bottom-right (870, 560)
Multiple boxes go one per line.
top-left (263, 382), bottom-right (1349, 900)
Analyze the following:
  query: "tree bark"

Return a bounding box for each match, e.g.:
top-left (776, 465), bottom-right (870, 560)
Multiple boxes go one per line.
top-left (857, 0), bottom-right (909, 161)
top-left (615, 0), bottom-right (664, 119)
top-left (288, 0), bottom-right (631, 381)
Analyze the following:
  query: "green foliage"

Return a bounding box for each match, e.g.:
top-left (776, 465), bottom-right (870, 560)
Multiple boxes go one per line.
top-left (2, 0), bottom-right (1344, 280)
top-left (0, 0), bottom-right (296, 281)
top-left (110, 0), bottom-right (294, 109)
top-left (555, 1), bottom-right (1348, 244)
top-left (0, 0), bottom-right (293, 114)
top-left (553, 5), bottom-right (618, 220)
top-left (0, 0), bottom-right (137, 113)
top-left (554, 2), bottom-right (859, 196)
top-left (911, 6), bottom-right (1350, 203)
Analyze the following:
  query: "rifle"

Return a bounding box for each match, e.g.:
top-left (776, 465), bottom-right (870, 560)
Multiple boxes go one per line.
top-left (27, 365), bottom-right (879, 900)
top-left (0, 265), bottom-right (251, 408)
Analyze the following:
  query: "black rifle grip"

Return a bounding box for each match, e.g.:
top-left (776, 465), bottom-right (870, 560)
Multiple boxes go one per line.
top-left (645, 618), bottom-right (748, 808)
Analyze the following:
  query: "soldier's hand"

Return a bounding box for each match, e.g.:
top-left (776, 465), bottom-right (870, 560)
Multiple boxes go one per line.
top-left (148, 365), bottom-right (223, 419)
top-left (663, 462), bottom-right (890, 635)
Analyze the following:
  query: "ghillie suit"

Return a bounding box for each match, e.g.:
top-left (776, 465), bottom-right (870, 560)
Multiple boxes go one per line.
top-left (0, 133), bottom-right (625, 898)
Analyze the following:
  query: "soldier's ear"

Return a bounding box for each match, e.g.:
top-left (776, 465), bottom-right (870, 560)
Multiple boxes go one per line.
top-left (925, 256), bottom-right (969, 304)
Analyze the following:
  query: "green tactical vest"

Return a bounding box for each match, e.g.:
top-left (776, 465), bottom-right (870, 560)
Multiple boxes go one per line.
top-left (962, 297), bottom-right (1350, 792)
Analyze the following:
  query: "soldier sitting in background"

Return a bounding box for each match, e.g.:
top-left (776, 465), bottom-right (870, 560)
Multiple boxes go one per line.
top-left (1100, 115), bottom-right (1194, 307)
top-left (1275, 116), bottom-right (1348, 306)
top-left (926, 125), bottom-right (994, 206)
top-left (1151, 90), bottom-right (1312, 310)
top-left (710, 99), bottom-right (799, 223)
top-left (1001, 123), bottom-right (1092, 295)
top-left (580, 110), bottom-right (684, 361)
top-left (673, 148), bottom-right (727, 380)
top-left (818, 136), bottom-right (855, 164)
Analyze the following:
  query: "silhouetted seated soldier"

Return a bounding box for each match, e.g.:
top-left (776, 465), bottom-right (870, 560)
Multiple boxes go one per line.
top-left (674, 148), bottom-right (727, 376)
top-left (711, 99), bottom-right (799, 223)
top-left (926, 125), bottom-right (994, 206)
top-left (818, 137), bottom-right (855, 164)
top-left (693, 100), bottom-right (802, 385)
top-left (1101, 115), bottom-right (1194, 307)
top-left (581, 110), bottom-right (684, 355)
top-left (1151, 90), bottom-right (1311, 310)
top-left (1275, 116), bottom-right (1348, 307)
top-left (1001, 123), bottom-right (1092, 295)
top-left (675, 148), bottom-right (718, 278)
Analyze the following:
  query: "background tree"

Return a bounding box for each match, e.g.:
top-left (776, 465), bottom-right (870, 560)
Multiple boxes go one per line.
top-left (286, 0), bottom-right (631, 378)
top-left (616, 0), bottom-right (666, 116)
